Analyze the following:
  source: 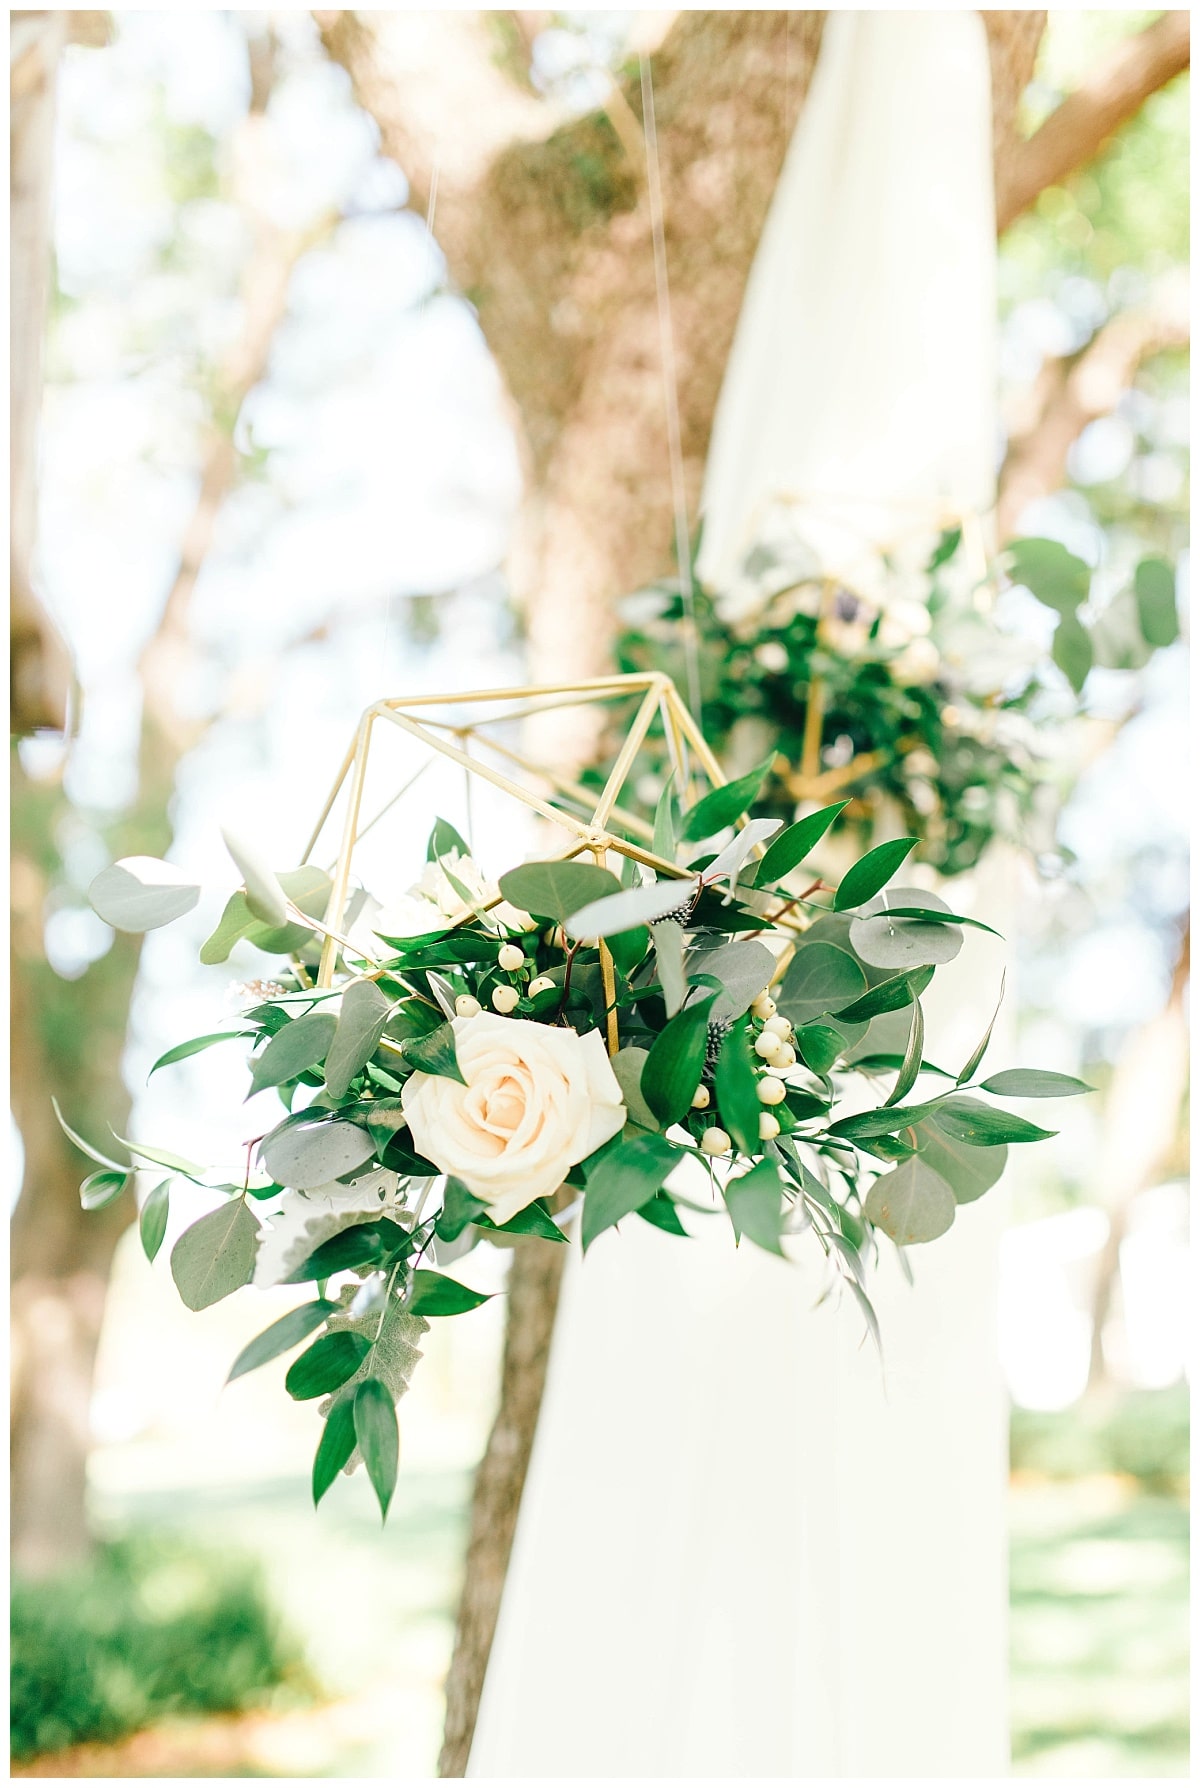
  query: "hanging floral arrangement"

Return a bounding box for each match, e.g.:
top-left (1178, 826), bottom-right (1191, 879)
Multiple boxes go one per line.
top-left (62, 681), bottom-right (1088, 1522)
top-left (612, 530), bottom-right (1178, 877)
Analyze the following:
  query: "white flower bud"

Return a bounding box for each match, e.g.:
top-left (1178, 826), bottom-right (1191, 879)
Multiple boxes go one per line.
top-left (498, 944), bottom-right (525, 972)
top-left (528, 975), bottom-right (556, 997)
top-left (700, 1126), bottom-right (732, 1157)
top-left (691, 1084), bottom-right (711, 1110)
top-left (455, 994), bottom-right (482, 1019)
top-left (758, 1112), bottom-right (781, 1141)
top-left (491, 985), bottom-right (520, 1014)
top-left (754, 1030), bottom-right (783, 1061)
top-left (757, 1075), bottom-right (786, 1106)
top-left (751, 993), bottom-right (777, 1020)
top-left (763, 1014), bottom-right (792, 1039)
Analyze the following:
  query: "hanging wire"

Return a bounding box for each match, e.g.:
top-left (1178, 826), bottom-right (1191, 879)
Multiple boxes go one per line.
top-left (639, 54), bottom-right (702, 725)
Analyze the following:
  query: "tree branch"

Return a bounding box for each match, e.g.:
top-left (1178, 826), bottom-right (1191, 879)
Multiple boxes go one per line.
top-left (996, 273), bottom-right (1189, 540)
top-left (995, 11), bottom-right (1190, 233)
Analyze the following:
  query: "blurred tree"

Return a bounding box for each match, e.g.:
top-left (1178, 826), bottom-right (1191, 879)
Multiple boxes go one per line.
top-left (9, 26), bottom-right (334, 1575)
top-left (314, 12), bottom-right (1187, 1770)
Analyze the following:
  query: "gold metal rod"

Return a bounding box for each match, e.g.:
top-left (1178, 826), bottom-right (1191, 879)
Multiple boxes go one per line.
top-left (800, 674), bottom-right (826, 784)
top-left (321, 756), bottom-right (435, 875)
top-left (591, 679), bottom-right (664, 829)
top-left (300, 730), bottom-right (360, 865)
top-left (591, 844), bottom-right (620, 1055)
top-left (445, 729), bottom-right (657, 847)
top-left (373, 673), bottom-right (660, 711)
top-left (667, 685), bottom-right (728, 787)
top-left (317, 711), bottom-right (375, 987)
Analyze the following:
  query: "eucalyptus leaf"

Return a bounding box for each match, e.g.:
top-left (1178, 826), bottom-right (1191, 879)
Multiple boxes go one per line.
top-left (794, 1024), bottom-right (844, 1075)
top-left (833, 838), bottom-right (918, 911)
top-left (849, 887), bottom-right (963, 970)
top-left (170, 1199), bottom-right (259, 1311)
top-left (88, 856), bottom-right (200, 933)
top-left (499, 859), bottom-right (620, 925)
top-left (884, 997), bottom-right (925, 1107)
top-left (914, 1120), bottom-right (1007, 1205)
top-left (725, 1158), bottom-right (785, 1255)
top-left (610, 1046), bottom-right (660, 1131)
top-left (325, 981), bottom-right (393, 1100)
top-left (567, 877), bottom-right (698, 939)
top-left (1052, 613), bottom-right (1093, 693)
top-left (222, 826), bottom-right (289, 927)
top-left (261, 1116), bottom-right (375, 1190)
top-left (777, 941), bottom-right (866, 1026)
top-left (650, 918), bottom-right (687, 1017)
top-left (354, 1378), bottom-right (399, 1519)
top-left (652, 776), bottom-right (678, 863)
top-left (701, 819), bottom-right (783, 885)
top-left (227, 1299), bottom-right (337, 1382)
top-left (685, 939), bottom-right (775, 1023)
top-left (1134, 557), bottom-right (1179, 648)
top-left (1007, 537), bottom-right (1091, 614)
top-left (864, 1157), bottom-right (956, 1245)
top-left (249, 1013), bottom-right (337, 1097)
top-left (581, 1130), bottom-right (682, 1252)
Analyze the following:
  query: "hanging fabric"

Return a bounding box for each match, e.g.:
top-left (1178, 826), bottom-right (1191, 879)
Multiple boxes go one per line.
top-left (470, 15), bottom-right (1009, 1775)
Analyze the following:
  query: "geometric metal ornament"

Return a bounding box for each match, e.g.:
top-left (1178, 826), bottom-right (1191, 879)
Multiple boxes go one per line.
top-left (299, 673), bottom-right (731, 1051)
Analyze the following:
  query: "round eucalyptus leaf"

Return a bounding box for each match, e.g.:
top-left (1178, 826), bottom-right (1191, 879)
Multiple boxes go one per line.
top-left (89, 857), bottom-right (200, 932)
top-left (776, 939), bottom-right (868, 1048)
top-left (685, 939), bottom-right (776, 1022)
top-left (222, 826), bottom-right (289, 928)
top-left (864, 1157), bottom-right (956, 1245)
top-left (913, 1120), bottom-right (1007, 1205)
top-left (849, 887), bottom-right (963, 970)
top-left (261, 1117), bottom-right (375, 1191)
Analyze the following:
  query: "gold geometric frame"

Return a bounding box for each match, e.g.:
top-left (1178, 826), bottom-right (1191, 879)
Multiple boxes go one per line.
top-left (298, 674), bottom-right (731, 1048)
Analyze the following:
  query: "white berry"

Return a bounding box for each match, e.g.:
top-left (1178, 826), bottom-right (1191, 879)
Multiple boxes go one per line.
top-left (455, 994), bottom-right (482, 1019)
top-left (752, 993), bottom-right (777, 1020)
top-left (498, 943), bottom-right (525, 972)
top-left (774, 1043), bottom-right (797, 1069)
top-left (763, 1014), bottom-right (792, 1040)
top-left (491, 985), bottom-right (520, 1014)
top-left (757, 1075), bottom-right (786, 1106)
top-left (759, 1112), bottom-right (781, 1141)
top-left (754, 1030), bottom-right (783, 1061)
top-left (700, 1126), bottom-right (731, 1157)
top-left (691, 1084), bottom-right (711, 1110)
top-left (528, 975), bottom-right (556, 997)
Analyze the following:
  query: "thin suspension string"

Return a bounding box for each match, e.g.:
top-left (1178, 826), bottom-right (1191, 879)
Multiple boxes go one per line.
top-left (639, 54), bottom-right (702, 726)
top-left (383, 161), bottom-right (441, 667)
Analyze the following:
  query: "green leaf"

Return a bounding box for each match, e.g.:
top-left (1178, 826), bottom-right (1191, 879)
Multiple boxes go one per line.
top-left (794, 1024), bottom-right (844, 1075)
top-left (435, 1179), bottom-right (486, 1243)
top-left (641, 988), bottom-right (717, 1125)
top-left (956, 973), bottom-right (1006, 1085)
top-left (833, 838), bottom-right (918, 911)
top-left (498, 859), bottom-right (620, 925)
top-left (80, 1169), bottom-right (129, 1211)
top-left (1053, 612), bottom-right (1093, 693)
top-left (403, 1020), bottom-right (465, 1084)
top-left (778, 942), bottom-right (866, 1027)
top-left (610, 1046), bottom-right (660, 1131)
top-left (478, 1201), bottom-right (568, 1242)
top-left (1134, 557), bottom-right (1179, 648)
top-left (754, 802), bottom-right (847, 886)
top-left (260, 1115), bottom-right (375, 1191)
top-left (607, 923), bottom-right (650, 976)
top-left (51, 1098), bottom-right (128, 1172)
top-left (111, 1131), bottom-right (205, 1177)
top-left (833, 965), bottom-right (933, 1024)
top-left (222, 826), bottom-right (289, 927)
top-left (200, 892), bottom-right (257, 965)
top-left (868, 907), bottom-right (1002, 939)
top-left (87, 856), bottom-right (200, 933)
top-left (933, 1097), bottom-right (1056, 1145)
top-left (227, 1299), bottom-right (337, 1383)
top-left (582, 1131), bottom-right (681, 1252)
top-left (827, 1095), bottom-right (948, 1141)
top-left (354, 1378), bottom-right (399, 1520)
top-left (637, 1191), bottom-right (689, 1236)
top-left (567, 878), bottom-right (697, 940)
top-left (652, 776), bottom-right (678, 863)
top-left (324, 981), bottom-right (393, 1100)
top-left (285, 1331), bottom-right (371, 1400)
top-left (427, 816), bottom-right (471, 861)
top-left (312, 1396), bottom-right (357, 1507)
top-left (914, 1121), bottom-right (1007, 1206)
top-left (249, 1013), bottom-right (337, 1097)
top-left (679, 759), bottom-right (772, 842)
top-left (685, 939), bottom-right (775, 1022)
top-left (170, 1199), bottom-right (259, 1311)
top-left (864, 1157), bottom-right (956, 1245)
top-left (724, 1159), bottom-right (785, 1255)
top-left (408, 1270), bottom-right (492, 1316)
top-left (1007, 537), bottom-right (1091, 614)
top-left (150, 1031), bottom-right (254, 1077)
top-left (979, 1069), bottom-right (1092, 1098)
top-left (713, 1022), bottom-right (760, 1154)
top-left (284, 1218), bottom-right (410, 1283)
top-left (650, 917), bottom-right (687, 1016)
top-left (884, 997), bottom-right (924, 1107)
top-left (849, 888), bottom-right (964, 970)
top-left (139, 1180), bottom-right (171, 1261)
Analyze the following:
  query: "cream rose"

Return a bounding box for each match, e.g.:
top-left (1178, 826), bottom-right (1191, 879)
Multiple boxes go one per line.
top-left (401, 1015), bottom-right (626, 1222)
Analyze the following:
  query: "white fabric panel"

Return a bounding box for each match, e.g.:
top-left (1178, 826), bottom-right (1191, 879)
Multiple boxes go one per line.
top-left (470, 14), bottom-right (1008, 1775)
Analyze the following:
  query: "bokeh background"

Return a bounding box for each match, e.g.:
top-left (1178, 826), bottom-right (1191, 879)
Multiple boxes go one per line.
top-left (10, 10), bottom-right (1189, 1778)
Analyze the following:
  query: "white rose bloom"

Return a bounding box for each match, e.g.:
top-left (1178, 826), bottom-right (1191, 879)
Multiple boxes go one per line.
top-left (401, 1015), bottom-right (626, 1222)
